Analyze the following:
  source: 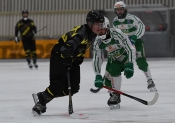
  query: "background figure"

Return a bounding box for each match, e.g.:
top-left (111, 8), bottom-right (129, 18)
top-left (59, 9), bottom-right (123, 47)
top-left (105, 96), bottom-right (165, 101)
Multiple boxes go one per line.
top-left (15, 10), bottom-right (38, 69)
top-left (93, 17), bottom-right (135, 109)
top-left (145, 25), bottom-right (150, 31)
top-left (113, 1), bottom-right (157, 92)
top-left (157, 24), bottom-right (166, 31)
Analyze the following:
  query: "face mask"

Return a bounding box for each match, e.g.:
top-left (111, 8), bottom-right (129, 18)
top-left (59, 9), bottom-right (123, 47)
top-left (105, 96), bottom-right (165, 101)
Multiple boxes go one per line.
top-left (23, 17), bottom-right (28, 21)
top-left (99, 29), bottom-right (109, 39)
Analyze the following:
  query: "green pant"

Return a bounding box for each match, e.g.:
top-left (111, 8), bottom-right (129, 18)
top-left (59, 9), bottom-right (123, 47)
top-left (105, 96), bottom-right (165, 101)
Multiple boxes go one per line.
top-left (106, 60), bottom-right (125, 77)
top-left (104, 52), bottom-right (127, 87)
top-left (135, 39), bottom-right (148, 72)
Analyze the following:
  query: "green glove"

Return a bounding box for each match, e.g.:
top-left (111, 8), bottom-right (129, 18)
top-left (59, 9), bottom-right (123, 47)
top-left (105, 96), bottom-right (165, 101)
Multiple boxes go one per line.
top-left (130, 35), bottom-right (137, 45)
top-left (94, 75), bottom-right (103, 88)
top-left (124, 62), bottom-right (134, 79)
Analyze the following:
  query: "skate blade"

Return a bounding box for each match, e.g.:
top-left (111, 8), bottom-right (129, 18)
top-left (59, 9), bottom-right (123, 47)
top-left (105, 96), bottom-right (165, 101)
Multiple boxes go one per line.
top-left (28, 65), bottom-right (33, 69)
top-left (32, 110), bottom-right (42, 116)
top-left (149, 87), bottom-right (157, 92)
top-left (33, 64), bottom-right (38, 68)
top-left (32, 93), bottom-right (39, 104)
top-left (110, 104), bottom-right (120, 110)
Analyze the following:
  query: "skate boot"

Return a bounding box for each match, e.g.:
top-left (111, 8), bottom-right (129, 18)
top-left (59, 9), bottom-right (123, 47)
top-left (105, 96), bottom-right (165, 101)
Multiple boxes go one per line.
top-left (32, 92), bottom-right (47, 116)
top-left (33, 62), bottom-right (38, 68)
top-left (147, 79), bottom-right (157, 92)
top-left (28, 63), bottom-right (33, 69)
top-left (107, 92), bottom-right (121, 109)
top-left (32, 56), bottom-right (38, 68)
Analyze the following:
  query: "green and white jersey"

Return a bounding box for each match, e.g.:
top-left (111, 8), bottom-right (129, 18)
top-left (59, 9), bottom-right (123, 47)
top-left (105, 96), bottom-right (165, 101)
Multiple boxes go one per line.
top-left (92, 28), bottom-right (135, 75)
top-left (113, 13), bottom-right (145, 38)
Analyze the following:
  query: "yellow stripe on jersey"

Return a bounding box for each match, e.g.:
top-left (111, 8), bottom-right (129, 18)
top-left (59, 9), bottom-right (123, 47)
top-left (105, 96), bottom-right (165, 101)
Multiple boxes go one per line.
top-left (60, 54), bottom-right (64, 58)
top-left (22, 27), bottom-right (30, 36)
top-left (71, 26), bottom-right (81, 32)
top-left (71, 26), bottom-right (81, 37)
top-left (31, 22), bottom-right (34, 26)
top-left (17, 23), bottom-right (21, 27)
top-left (81, 39), bottom-right (88, 44)
top-left (72, 33), bottom-right (77, 37)
top-left (77, 53), bottom-right (85, 57)
top-left (61, 34), bottom-right (68, 42)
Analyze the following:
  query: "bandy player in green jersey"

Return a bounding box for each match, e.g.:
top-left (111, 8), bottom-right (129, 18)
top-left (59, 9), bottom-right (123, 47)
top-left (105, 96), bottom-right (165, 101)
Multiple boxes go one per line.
top-left (92, 17), bottom-right (135, 109)
top-left (113, 1), bottom-right (157, 92)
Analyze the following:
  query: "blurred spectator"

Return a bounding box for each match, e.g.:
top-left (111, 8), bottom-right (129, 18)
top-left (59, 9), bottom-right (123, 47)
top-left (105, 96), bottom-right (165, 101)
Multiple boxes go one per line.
top-left (145, 25), bottom-right (150, 31)
top-left (157, 24), bottom-right (166, 31)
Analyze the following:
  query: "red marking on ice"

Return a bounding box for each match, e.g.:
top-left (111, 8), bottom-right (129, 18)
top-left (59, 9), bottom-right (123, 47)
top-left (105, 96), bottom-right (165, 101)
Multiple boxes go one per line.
top-left (79, 114), bottom-right (83, 116)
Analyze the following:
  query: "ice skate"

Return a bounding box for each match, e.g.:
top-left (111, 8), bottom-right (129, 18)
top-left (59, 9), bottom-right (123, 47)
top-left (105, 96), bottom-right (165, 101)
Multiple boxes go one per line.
top-left (32, 93), bottom-right (46, 116)
top-left (109, 103), bottom-right (120, 109)
top-left (147, 79), bottom-right (157, 92)
top-left (107, 92), bottom-right (121, 109)
top-left (33, 63), bottom-right (38, 68)
top-left (28, 63), bottom-right (33, 69)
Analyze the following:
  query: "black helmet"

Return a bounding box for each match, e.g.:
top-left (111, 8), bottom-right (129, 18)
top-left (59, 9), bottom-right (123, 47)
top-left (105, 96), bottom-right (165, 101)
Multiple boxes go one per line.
top-left (86, 11), bottom-right (104, 25)
top-left (22, 10), bottom-right (28, 15)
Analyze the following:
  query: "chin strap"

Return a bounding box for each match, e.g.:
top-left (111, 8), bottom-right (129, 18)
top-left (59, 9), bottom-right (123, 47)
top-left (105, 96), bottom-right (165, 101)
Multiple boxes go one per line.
top-left (99, 29), bottom-right (110, 40)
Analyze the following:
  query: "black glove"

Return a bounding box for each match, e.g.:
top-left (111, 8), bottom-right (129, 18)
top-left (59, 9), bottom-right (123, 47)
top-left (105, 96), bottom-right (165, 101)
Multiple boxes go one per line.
top-left (15, 36), bottom-right (20, 43)
top-left (33, 29), bottom-right (37, 34)
top-left (60, 46), bottom-right (73, 70)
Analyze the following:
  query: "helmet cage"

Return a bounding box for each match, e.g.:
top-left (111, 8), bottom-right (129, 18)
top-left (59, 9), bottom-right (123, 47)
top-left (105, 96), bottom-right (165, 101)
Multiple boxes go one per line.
top-left (99, 17), bottom-right (110, 40)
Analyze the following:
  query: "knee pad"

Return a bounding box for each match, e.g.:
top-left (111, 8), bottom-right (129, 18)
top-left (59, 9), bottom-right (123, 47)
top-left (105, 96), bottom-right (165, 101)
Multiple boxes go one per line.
top-left (136, 58), bottom-right (148, 72)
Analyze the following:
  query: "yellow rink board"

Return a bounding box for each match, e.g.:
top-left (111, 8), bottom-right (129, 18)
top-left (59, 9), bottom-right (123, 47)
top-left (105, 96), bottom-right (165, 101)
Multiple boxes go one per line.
top-left (0, 40), bottom-right (91, 59)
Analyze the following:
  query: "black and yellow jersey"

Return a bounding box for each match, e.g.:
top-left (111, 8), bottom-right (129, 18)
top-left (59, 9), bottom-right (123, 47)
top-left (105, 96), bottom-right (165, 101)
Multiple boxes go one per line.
top-left (51, 24), bottom-right (97, 64)
top-left (15, 19), bottom-right (37, 38)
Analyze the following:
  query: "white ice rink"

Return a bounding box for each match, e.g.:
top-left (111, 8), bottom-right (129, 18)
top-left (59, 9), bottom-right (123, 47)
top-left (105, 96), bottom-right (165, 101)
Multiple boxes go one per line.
top-left (0, 58), bottom-right (175, 123)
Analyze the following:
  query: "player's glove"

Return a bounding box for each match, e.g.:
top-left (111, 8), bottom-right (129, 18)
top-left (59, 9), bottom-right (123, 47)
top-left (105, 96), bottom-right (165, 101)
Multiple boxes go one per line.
top-left (60, 45), bottom-right (73, 70)
top-left (130, 35), bottom-right (137, 45)
top-left (124, 62), bottom-right (134, 79)
top-left (33, 29), bottom-right (37, 34)
top-left (94, 75), bottom-right (103, 88)
top-left (14, 36), bottom-right (20, 43)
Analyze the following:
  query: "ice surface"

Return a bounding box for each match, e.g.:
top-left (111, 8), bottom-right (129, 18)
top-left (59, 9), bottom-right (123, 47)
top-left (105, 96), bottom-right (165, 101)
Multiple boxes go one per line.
top-left (0, 58), bottom-right (175, 123)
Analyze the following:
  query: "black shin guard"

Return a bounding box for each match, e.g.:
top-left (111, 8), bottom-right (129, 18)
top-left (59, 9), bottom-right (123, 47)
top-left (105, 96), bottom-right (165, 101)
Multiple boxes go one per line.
top-left (39, 92), bottom-right (53, 104)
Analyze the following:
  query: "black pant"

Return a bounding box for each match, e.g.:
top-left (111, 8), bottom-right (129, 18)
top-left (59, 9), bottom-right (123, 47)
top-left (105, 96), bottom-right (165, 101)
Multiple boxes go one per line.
top-left (22, 37), bottom-right (36, 52)
top-left (22, 37), bottom-right (37, 63)
top-left (46, 54), bottom-right (80, 97)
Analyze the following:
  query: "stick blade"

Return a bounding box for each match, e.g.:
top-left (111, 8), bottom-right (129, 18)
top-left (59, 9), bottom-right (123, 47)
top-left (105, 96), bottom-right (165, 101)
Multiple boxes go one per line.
top-left (70, 113), bottom-right (89, 119)
top-left (90, 88), bottom-right (101, 93)
top-left (147, 92), bottom-right (159, 105)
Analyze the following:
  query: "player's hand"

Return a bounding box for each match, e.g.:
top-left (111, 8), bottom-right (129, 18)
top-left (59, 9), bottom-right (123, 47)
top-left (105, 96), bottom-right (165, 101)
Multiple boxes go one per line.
top-left (124, 62), bottom-right (134, 79)
top-left (130, 35), bottom-right (137, 45)
top-left (63, 58), bottom-right (72, 71)
top-left (33, 29), bottom-right (37, 34)
top-left (14, 36), bottom-right (20, 43)
top-left (94, 75), bottom-right (103, 88)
